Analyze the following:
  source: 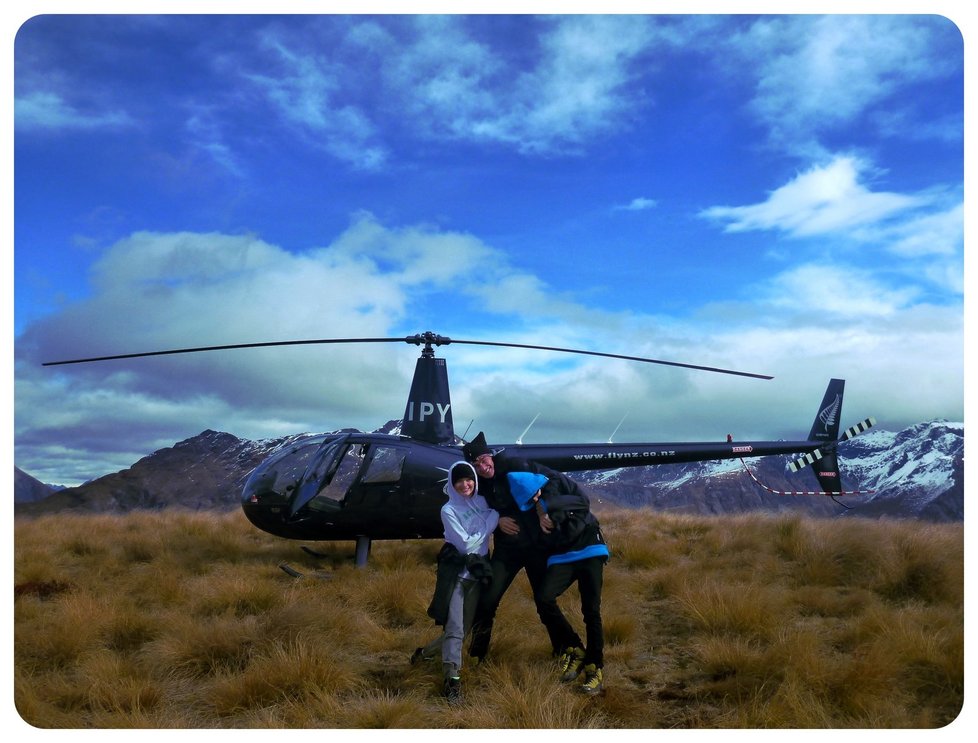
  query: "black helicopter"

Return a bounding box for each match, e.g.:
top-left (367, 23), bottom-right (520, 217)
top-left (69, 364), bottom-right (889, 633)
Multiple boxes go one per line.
top-left (45, 331), bottom-right (874, 566)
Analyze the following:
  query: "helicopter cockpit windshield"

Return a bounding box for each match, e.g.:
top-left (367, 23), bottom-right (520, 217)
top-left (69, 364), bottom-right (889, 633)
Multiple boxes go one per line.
top-left (290, 437), bottom-right (410, 518)
top-left (241, 433), bottom-right (333, 505)
top-left (285, 436), bottom-right (349, 514)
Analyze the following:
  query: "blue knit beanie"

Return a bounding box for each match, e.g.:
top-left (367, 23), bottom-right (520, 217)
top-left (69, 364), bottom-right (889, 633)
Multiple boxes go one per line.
top-left (507, 472), bottom-right (549, 511)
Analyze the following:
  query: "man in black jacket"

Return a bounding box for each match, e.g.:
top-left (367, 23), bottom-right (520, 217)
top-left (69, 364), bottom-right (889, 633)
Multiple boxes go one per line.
top-left (508, 470), bottom-right (609, 694)
top-left (462, 432), bottom-right (583, 664)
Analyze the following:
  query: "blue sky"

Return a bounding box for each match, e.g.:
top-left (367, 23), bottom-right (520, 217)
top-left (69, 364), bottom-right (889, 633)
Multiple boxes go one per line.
top-left (9, 11), bottom-right (967, 486)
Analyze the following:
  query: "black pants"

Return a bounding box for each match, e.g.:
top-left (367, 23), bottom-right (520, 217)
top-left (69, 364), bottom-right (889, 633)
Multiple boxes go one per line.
top-left (467, 540), bottom-right (573, 660)
top-left (538, 556), bottom-right (604, 668)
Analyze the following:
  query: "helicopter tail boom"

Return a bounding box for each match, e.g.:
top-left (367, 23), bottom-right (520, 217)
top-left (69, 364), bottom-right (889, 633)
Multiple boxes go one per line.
top-left (504, 378), bottom-right (873, 497)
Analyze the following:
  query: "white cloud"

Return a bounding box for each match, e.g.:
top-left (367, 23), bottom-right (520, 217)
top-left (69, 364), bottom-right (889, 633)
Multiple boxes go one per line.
top-left (329, 215), bottom-right (497, 287)
top-left (15, 91), bottom-right (133, 131)
top-left (247, 32), bottom-right (388, 170)
top-left (700, 155), bottom-right (927, 237)
top-left (501, 15), bottom-right (655, 153)
top-left (185, 112), bottom-right (245, 178)
top-left (615, 197), bottom-right (657, 212)
top-left (15, 16), bottom-right (961, 173)
top-left (878, 202), bottom-right (964, 259)
top-left (730, 15), bottom-right (959, 154)
top-left (761, 264), bottom-right (920, 318)
top-left (231, 15), bottom-right (961, 170)
top-left (381, 16), bottom-right (502, 135)
top-left (700, 154), bottom-right (963, 301)
top-left (252, 15), bottom-right (657, 161)
top-left (382, 15), bottom-right (655, 153)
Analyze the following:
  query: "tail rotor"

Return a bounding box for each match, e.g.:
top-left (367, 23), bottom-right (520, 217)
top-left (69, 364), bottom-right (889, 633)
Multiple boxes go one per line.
top-left (741, 379), bottom-right (876, 503)
top-left (788, 415), bottom-right (877, 492)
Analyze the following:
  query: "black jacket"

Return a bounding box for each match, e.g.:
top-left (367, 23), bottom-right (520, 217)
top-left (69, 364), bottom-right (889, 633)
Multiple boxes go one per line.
top-left (478, 454), bottom-right (588, 551)
top-left (537, 482), bottom-right (604, 558)
top-left (426, 542), bottom-right (492, 626)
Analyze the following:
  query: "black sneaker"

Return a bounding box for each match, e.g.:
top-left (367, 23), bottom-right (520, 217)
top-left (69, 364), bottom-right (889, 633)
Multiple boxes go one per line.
top-left (443, 676), bottom-right (463, 705)
top-left (410, 647), bottom-right (426, 665)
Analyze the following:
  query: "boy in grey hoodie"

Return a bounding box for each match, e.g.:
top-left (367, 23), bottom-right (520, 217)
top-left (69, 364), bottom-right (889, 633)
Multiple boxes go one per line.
top-left (414, 461), bottom-right (498, 704)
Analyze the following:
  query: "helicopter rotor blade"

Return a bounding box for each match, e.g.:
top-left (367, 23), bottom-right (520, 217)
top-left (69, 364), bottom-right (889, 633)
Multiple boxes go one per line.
top-left (446, 338), bottom-right (773, 380)
top-left (40, 337), bottom-right (410, 366)
top-left (41, 330), bottom-right (773, 379)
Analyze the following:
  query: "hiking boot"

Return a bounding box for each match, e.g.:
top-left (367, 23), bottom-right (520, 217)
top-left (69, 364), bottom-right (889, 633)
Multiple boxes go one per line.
top-left (558, 647), bottom-right (586, 683)
top-left (580, 664), bottom-right (603, 695)
top-left (443, 676), bottom-right (463, 705)
top-left (410, 647), bottom-right (425, 665)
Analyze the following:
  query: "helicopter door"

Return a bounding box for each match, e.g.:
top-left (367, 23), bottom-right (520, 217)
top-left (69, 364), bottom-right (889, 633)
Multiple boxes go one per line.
top-left (344, 444), bottom-right (409, 524)
top-left (302, 441), bottom-right (365, 513)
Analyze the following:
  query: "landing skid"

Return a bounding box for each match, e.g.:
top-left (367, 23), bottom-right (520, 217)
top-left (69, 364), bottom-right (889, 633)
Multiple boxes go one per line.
top-left (278, 562), bottom-right (332, 580)
top-left (293, 538), bottom-right (372, 568)
top-left (738, 459), bottom-right (874, 508)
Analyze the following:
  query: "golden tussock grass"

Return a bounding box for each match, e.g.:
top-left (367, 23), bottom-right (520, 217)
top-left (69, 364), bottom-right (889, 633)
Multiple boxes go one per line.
top-left (13, 506), bottom-right (964, 729)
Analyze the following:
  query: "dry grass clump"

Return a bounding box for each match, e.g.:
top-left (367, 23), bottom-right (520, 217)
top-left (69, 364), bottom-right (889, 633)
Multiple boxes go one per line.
top-left (14, 507), bottom-right (964, 728)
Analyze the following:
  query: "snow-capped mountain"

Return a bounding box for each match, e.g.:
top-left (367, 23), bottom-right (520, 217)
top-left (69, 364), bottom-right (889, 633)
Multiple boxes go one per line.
top-left (835, 420), bottom-right (963, 520)
top-left (14, 420), bottom-right (963, 521)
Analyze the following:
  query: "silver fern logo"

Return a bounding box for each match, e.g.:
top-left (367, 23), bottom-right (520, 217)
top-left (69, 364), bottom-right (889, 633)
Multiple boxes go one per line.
top-left (818, 394), bottom-right (841, 432)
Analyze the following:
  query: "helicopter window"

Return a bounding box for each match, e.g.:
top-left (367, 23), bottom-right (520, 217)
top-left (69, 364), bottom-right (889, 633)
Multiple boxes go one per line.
top-left (245, 434), bottom-right (331, 499)
top-left (361, 446), bottom-right (407, 484)
top-left (310, 444), bottom-right (365, 505)
top-left (304, 439), bottom-right (344, 487)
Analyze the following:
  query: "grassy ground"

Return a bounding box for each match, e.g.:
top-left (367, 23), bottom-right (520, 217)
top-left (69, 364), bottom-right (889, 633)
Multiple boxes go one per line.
top-left (13, 506), bottom-right (964, 729)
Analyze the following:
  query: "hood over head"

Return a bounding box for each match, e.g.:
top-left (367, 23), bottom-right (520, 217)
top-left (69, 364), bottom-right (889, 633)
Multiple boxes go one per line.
top-left (444, 460), bottom-right (479, 500)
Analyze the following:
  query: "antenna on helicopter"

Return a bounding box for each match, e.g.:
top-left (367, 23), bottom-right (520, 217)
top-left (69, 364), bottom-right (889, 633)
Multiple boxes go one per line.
top-left (608, 413), bottom-right (629, 444)
top-left (517, 413), bottom-right (541, 445)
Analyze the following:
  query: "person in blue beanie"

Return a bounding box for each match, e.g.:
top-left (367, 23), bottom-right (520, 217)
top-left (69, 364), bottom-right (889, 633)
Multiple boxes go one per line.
top-left (507, 470), bottom-right (609, 695)
top-left (462, 432), bottom-right (583, 666)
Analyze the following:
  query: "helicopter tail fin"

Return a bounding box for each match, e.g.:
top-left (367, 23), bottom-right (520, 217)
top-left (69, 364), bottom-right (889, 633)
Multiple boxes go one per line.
top-left (786, 379), bottom-right (845, 492)
top-left (806, 378), bottom-right (845, 443)
top-left (786, 379), bottom-right (876, 493)
top-left (402, 355), bottom-right (455, 445)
